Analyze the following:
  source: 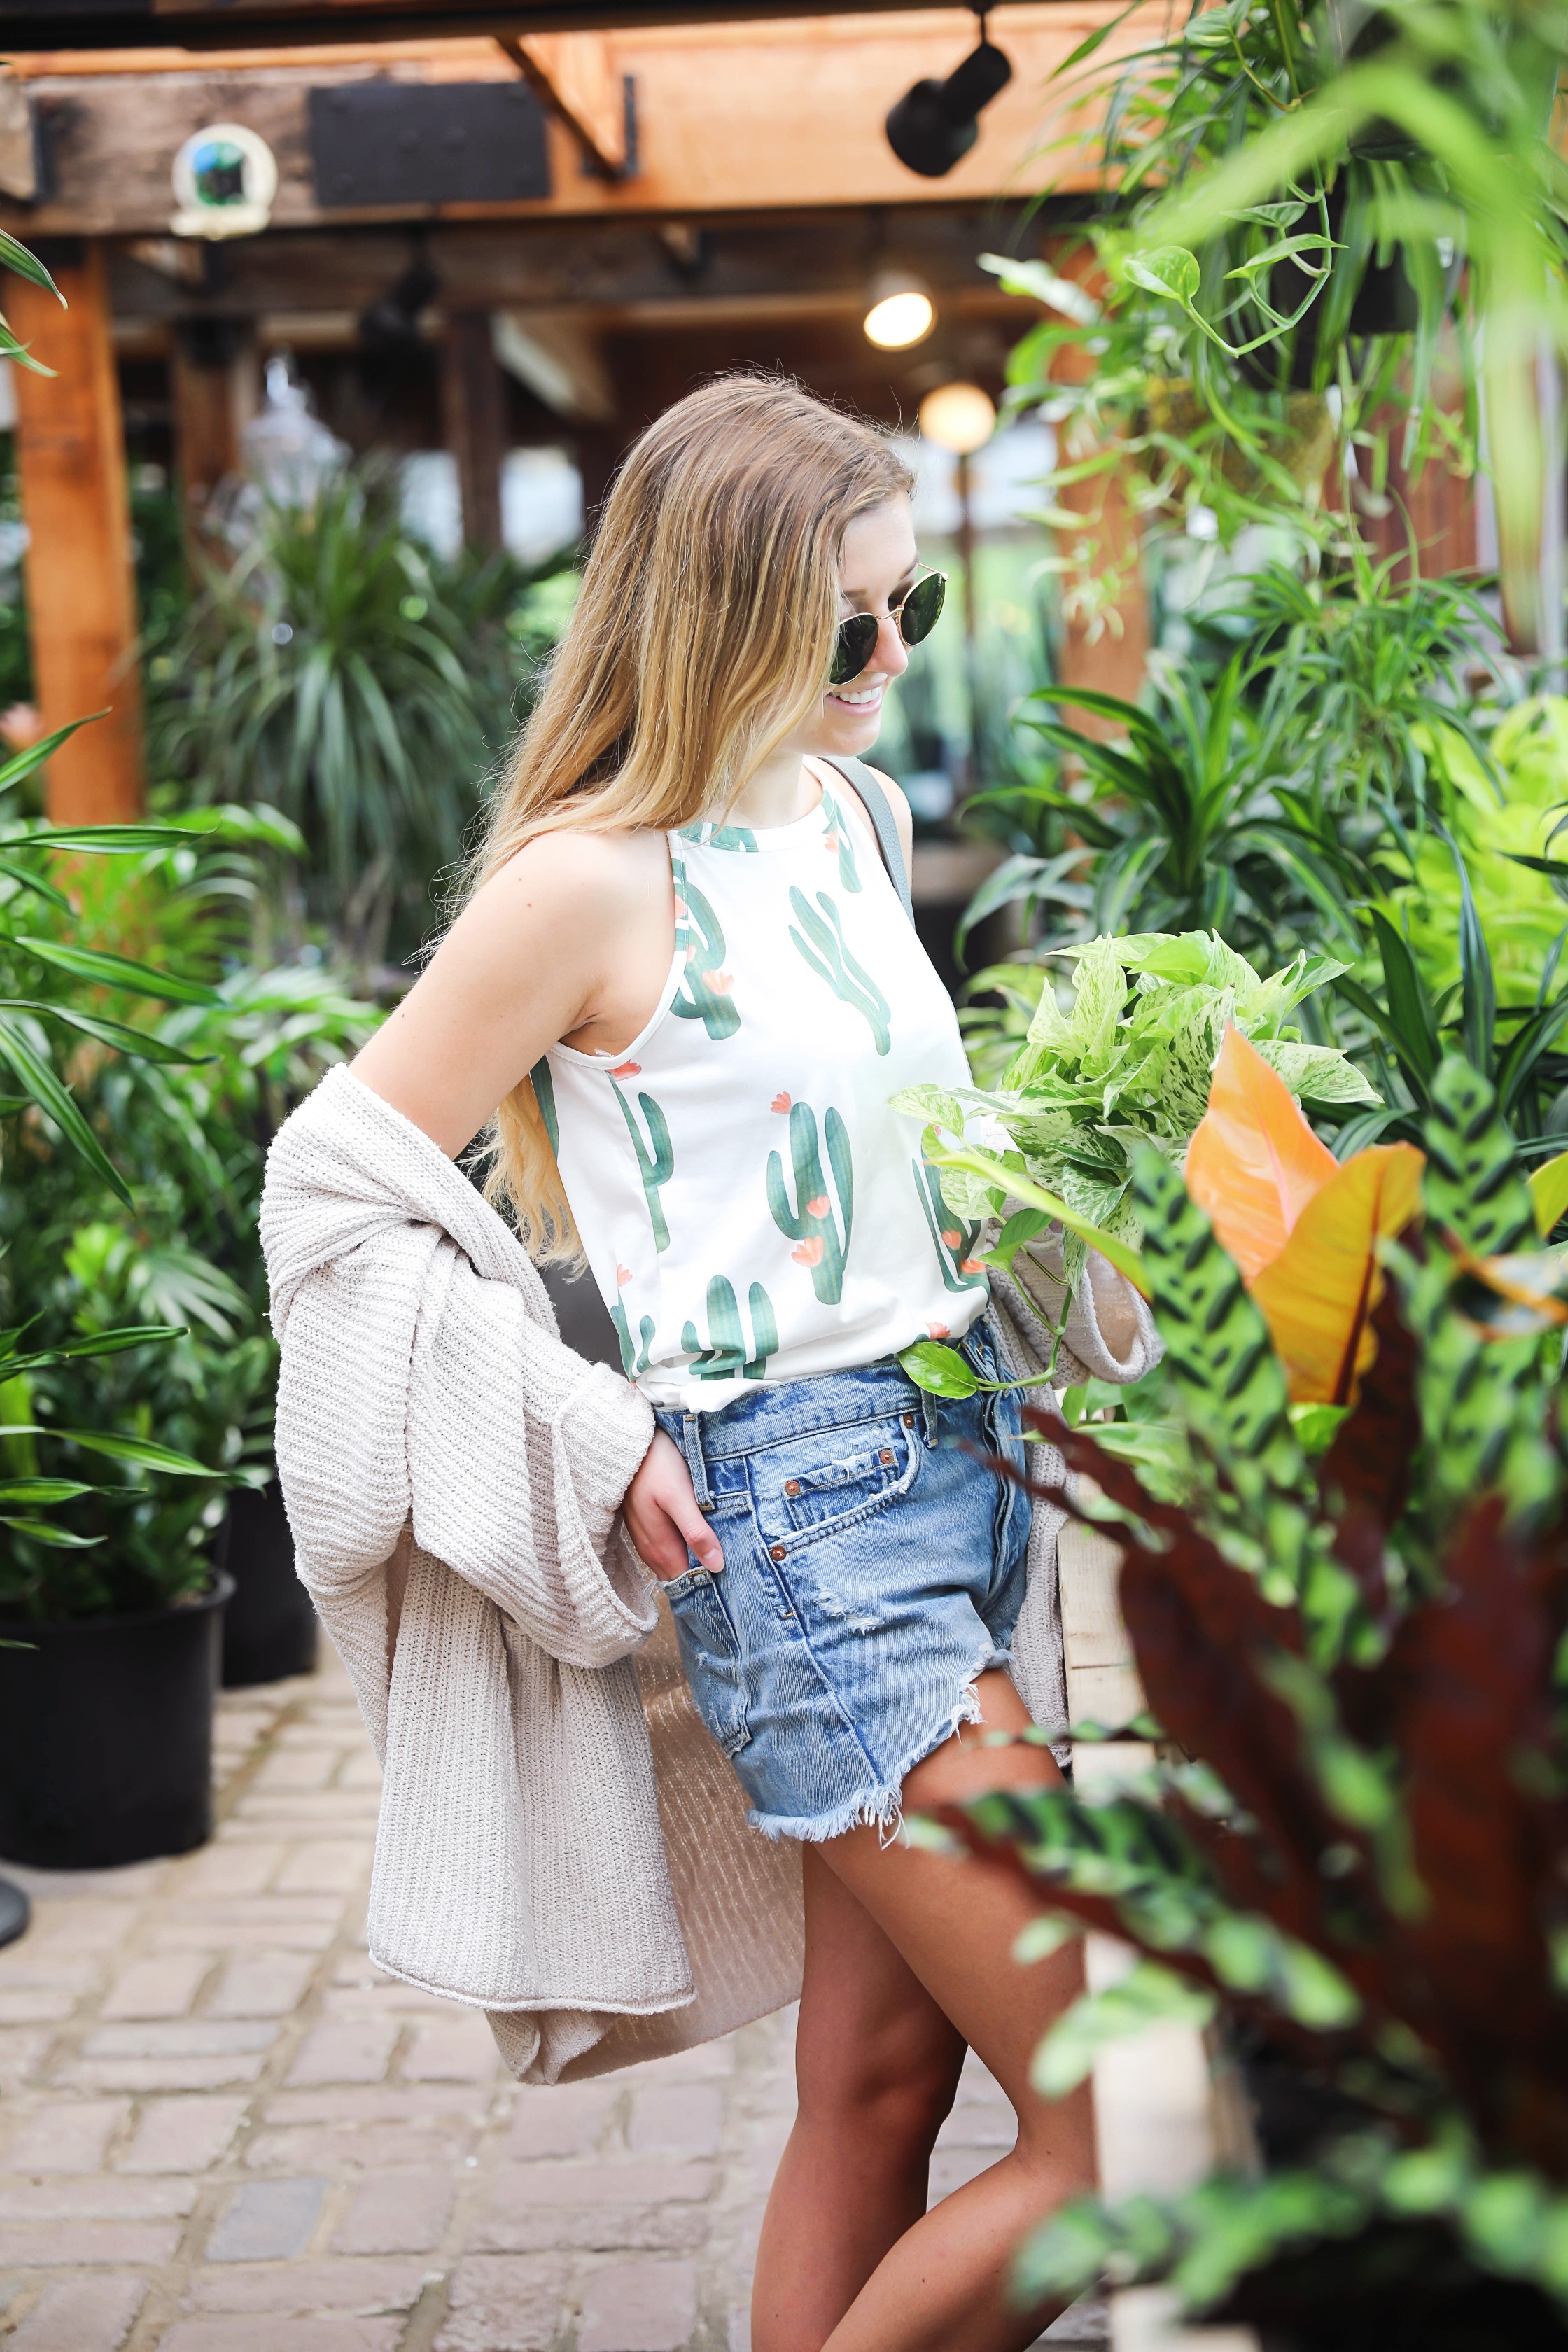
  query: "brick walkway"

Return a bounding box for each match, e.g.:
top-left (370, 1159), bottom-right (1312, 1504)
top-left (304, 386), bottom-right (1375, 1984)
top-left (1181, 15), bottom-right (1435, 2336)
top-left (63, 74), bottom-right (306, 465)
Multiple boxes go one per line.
top-left (0, 1644), bottom-right (1106, 2352)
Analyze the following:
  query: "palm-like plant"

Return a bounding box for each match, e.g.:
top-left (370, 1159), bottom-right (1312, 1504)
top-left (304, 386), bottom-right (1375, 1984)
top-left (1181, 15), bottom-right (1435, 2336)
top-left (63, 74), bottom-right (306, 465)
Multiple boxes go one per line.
top-left (0, 808), bottom-right (380, 1616)
top-left (150, 472), bottom-right (573, 966)
top-left (0, 720), bottom-right (226, 1616)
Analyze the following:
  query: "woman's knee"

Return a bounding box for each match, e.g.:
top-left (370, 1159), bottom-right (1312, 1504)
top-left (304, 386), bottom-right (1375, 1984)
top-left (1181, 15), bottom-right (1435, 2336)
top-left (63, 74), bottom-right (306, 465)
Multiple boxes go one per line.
top-left (795, 2001), bottom-right (965, 2152)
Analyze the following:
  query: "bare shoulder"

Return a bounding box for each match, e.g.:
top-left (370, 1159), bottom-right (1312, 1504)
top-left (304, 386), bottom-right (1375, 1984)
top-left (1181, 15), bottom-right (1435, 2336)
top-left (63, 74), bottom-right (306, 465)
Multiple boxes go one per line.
top-left (471, 823), bottom-right (664, 927)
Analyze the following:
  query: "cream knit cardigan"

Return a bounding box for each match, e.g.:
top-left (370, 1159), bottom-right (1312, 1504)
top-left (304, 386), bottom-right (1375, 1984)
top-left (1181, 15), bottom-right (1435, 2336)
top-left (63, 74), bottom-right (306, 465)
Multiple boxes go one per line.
top-left (260, 1066), bottom-right (1158, 2084)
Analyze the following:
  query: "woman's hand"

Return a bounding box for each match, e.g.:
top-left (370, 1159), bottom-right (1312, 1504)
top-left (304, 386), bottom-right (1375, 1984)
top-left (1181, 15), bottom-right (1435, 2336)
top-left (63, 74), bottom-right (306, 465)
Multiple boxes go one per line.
top-left (624, 1429), bottom-right (724, 1583)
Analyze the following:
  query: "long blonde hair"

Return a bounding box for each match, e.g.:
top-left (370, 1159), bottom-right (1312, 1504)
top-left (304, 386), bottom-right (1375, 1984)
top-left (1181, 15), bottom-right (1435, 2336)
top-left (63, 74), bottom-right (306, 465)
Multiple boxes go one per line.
top-left (468, 373), bottom-right (914, 1259)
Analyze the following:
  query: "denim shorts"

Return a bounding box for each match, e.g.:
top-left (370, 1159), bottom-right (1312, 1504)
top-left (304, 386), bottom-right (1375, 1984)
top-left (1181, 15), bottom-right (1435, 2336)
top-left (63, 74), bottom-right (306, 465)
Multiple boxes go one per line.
top-left (652, 1318), bottom-right (1030, 1842)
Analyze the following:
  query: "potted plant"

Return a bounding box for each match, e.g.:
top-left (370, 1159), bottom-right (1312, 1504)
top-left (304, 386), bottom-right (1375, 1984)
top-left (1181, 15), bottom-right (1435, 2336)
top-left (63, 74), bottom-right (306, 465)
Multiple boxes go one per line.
top-left (1, 811), bottom-right (382, 1692)
top-left (0, 719), bottom-right (238, 1866)
top-left (931, 1041), bottom-right (1568, 2344)
top-left (149, 471), bottom-right (579, 970)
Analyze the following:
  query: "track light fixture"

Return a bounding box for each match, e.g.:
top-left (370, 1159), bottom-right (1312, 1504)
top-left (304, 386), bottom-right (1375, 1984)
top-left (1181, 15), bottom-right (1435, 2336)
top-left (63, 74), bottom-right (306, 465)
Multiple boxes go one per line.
top-left (885, 10), bottom-right (1013, 179)
top-left (862, 269), bottom-right (937, 350)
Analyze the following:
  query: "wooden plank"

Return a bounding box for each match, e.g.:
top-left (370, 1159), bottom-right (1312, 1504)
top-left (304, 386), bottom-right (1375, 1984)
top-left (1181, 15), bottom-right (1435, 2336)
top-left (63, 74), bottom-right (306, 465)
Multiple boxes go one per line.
top-left (440, 308), bottom-right (505, 545)
top-left (9, 242), bottom-right (144, 822)
top-left (169, 314), bottom-right (259, 523)
top-left (0, 7), bottom-right (1160, 234)
top-left (102, 208), bottom-right (1036, 321)
top-left (0, 0), bottom-right (1102, 46)
top-left (500, 31), bottom-right (627, 175)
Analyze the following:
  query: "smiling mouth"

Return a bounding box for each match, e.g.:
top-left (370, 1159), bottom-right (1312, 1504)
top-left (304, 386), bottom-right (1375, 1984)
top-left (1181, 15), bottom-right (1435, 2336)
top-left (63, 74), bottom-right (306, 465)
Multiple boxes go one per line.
top-left (827, 682), bottom-right (884, 708)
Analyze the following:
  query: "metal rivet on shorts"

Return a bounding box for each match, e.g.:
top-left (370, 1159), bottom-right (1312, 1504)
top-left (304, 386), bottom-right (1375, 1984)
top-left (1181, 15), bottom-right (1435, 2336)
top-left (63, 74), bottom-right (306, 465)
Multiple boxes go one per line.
top-left (783, 1478), bottom-right (800, 1496)
top-left (769, 1544), bottom-right (785, 1561)
top-left (879, 1448), bottom-right (893, 1464)
top-left (902, 1412), bottom-right (915, 1427)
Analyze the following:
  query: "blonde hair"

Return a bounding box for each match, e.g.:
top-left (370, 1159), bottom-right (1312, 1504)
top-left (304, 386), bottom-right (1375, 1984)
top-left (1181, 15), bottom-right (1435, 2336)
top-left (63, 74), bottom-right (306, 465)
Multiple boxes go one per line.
top-left (467, 372), bottom-right (914, 1259)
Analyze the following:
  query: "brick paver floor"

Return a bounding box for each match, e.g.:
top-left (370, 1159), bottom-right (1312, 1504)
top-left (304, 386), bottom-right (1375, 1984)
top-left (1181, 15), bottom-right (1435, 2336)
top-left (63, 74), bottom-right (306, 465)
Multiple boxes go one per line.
top-left (0, 1643), bottom-right (1106, 2352)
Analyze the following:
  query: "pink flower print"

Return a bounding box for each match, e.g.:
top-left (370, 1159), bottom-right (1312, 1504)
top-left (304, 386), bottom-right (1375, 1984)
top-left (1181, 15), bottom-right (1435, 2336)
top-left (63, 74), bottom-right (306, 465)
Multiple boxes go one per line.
top-left (960, 1257), bottom-right (988, 1275)
top-left (610, 1060), bottom-right (640, 1079)
top-left (709, 970), bottom-right (734, 994)
top-left (806, 1195), bottom-right (830, 1217)
top-left (771, 1092), bottom-right (792, 1113)
top-left (823, 831), bottom-right (839, 855)
top-left (927, 1320), bottom-right (950, 1340)
top-left (941, 1227), bottom-right (962, 1248)
top-left (792, 1237), bottom-right (825, 1268)
top-left (616, 1264), bottom-right (632, 1286)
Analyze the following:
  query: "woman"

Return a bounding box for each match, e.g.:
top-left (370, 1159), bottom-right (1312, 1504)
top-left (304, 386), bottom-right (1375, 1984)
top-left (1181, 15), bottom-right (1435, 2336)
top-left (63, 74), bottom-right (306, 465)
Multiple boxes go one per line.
top-left (274, 375), bottom-right (1147, 2352)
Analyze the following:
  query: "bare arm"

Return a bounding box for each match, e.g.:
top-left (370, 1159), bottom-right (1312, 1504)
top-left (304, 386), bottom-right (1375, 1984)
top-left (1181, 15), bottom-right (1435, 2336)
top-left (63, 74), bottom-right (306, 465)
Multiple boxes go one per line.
top-left (352, 829), bottom-right (665, 1158)
top-left (350, 828), bottom-right (720, 1578)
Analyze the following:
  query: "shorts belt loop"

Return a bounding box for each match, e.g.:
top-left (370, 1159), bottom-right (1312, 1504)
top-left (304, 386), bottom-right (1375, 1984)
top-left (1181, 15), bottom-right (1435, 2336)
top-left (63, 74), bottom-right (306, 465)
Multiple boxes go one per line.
top-left (920, 1386), bottom-right (939, 1446)
top-left (679, 1410), bottom-right (715, 1511)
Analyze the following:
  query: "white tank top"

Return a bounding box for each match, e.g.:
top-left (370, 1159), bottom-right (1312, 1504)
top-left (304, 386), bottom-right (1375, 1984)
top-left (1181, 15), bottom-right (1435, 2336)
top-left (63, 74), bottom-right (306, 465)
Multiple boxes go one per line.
top-left (540, 765), bottom-right (987, 1411)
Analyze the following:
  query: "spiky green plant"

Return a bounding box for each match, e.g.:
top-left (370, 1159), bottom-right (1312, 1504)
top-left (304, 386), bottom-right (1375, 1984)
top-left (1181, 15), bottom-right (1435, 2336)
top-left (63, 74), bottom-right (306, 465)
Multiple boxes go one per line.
top-left (941, 1059), bottom-right (1568, 2345)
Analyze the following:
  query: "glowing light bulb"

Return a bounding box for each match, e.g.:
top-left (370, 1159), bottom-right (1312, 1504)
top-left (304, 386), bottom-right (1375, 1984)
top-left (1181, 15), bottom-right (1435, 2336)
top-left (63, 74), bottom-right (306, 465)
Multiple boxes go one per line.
top-left (862, 274), bottom-right (935, 350)
top-left (918, 382), bottom-right (996, 454)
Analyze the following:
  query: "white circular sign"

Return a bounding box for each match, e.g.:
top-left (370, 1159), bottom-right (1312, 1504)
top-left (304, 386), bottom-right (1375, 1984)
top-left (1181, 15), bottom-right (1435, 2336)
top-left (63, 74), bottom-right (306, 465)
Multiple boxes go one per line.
top-left (171, 124), bottom-right (279, 240)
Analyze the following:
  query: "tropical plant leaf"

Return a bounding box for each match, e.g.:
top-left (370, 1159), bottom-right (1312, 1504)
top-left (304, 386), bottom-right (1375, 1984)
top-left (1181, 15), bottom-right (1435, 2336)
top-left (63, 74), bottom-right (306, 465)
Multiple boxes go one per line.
top-left (1422, 1059), bottom-right (1535, 1258)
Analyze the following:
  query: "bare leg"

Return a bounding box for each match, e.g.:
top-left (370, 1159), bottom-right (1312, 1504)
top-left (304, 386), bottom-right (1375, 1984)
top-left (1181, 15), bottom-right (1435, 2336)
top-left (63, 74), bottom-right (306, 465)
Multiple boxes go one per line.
top-left (817, 1670), bottom-right (1096, 2352)
top-left (750, 1849), bottom-right (967, 2352)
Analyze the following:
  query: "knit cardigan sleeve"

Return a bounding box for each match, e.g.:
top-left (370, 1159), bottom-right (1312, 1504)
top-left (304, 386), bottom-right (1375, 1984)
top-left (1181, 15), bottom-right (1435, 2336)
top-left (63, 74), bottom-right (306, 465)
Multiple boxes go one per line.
top-left (263, 1067), bottom-right (659, 1672)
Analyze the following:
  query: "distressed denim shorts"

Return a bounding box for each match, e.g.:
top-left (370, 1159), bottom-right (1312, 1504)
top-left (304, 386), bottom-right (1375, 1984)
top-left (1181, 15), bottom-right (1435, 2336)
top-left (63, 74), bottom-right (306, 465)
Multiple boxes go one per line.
top-left (652, 1318), bottom-right (1030, 1842)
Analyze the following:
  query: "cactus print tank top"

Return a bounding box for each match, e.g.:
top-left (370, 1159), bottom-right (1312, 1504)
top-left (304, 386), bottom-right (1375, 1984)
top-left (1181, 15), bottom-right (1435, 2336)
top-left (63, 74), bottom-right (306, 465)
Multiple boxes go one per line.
top-left (540, 764), bottom-right (986, 1410)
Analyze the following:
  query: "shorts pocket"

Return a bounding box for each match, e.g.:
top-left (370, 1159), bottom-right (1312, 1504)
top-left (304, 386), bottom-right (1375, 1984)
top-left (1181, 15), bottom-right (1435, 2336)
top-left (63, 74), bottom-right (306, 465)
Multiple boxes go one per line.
top-left (663, 1569), bottom-right (751, 1757)
top-left (762, 1414), bottom-right (922, 1545)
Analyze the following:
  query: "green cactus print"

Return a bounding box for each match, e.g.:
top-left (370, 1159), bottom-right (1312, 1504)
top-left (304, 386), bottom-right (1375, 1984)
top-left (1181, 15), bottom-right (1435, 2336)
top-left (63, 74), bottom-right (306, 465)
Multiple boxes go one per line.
top-left (611, 1298), bottom-right (655, 1378)
top-left (529, 1056), bottom-right (560, 1156)
top-left (913, 1158), bottom-right (988, 1294)
top-left (682, 1277), bottom-right (778, 1380)
top-left (788, 887), bottom-right (891, 1056)
top-left (818, 790), bottom-right (862, 893)
top-left (671, 869), bottom-right (741, 1041)
top-left (767, 1100), bottom-right (854, 1304)
top-left (678, 821), bottom-right (758, 852)
top-left (610, 1080), bottom-right (675, 1252)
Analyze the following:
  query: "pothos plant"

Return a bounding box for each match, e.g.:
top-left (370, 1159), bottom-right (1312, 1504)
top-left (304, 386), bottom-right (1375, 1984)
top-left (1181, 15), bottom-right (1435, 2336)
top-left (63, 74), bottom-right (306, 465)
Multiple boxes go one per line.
top-left (935, 1043), bottom-right (1568, 2344)
top-left (894, 928), bottom-right (1377, 1308)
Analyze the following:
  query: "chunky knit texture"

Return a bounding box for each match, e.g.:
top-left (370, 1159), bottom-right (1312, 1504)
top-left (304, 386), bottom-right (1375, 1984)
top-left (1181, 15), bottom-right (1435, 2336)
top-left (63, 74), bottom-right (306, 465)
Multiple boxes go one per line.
top-left (260, 1066), bottom-right (1158, 2084)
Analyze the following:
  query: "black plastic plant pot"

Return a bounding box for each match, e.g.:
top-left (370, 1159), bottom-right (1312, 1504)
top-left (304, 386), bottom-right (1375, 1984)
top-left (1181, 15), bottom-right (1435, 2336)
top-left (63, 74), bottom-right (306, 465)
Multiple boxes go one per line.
top-left (0, 1573), bottom-right (232, 1869)
top-left (216, 1481), bottom-right (318, 1688)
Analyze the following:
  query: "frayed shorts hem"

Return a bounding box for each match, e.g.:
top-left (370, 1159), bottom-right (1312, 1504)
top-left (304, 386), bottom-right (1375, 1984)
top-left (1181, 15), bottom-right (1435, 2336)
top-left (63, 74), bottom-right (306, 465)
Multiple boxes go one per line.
top-left (745, 1637), bottom-right (1013, 1845)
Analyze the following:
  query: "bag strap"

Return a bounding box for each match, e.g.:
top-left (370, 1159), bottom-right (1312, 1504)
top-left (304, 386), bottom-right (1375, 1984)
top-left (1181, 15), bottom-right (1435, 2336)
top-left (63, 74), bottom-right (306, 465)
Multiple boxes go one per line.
top-left (816, 753), bottom-right (914, 925)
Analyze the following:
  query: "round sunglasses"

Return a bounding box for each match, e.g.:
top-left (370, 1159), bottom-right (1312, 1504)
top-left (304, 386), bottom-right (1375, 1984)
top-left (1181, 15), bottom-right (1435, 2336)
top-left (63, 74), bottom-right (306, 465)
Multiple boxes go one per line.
top-left (830, 568), bottom-right (946, 686)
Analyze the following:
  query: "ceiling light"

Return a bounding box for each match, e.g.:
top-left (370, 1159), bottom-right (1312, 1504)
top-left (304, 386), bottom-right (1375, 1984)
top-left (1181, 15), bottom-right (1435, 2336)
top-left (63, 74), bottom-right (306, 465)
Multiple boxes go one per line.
top-left (886, 20), bottom-right (1013, 180)
top-left (918, 382), bottom-right (996, 454)
top-left (863, 270), bottom-right (935, 350)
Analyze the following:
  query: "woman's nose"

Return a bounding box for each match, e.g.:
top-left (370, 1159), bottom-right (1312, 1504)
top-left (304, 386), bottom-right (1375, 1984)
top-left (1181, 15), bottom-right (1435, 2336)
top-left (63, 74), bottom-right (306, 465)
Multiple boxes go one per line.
top-left (871, 610), bottom-right (909, 680)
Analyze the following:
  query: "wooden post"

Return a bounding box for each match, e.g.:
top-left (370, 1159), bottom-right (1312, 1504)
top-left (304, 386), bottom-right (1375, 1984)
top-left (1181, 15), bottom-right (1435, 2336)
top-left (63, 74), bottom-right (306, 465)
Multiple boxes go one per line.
top-left (439, 311), bottom-right (506, 552)
top-left (1054, 464), bottom-right (1151, 720)
top-left (10, 239), bottom-right (144, 823)
top-left (170, 314), bottom-right (260, 540)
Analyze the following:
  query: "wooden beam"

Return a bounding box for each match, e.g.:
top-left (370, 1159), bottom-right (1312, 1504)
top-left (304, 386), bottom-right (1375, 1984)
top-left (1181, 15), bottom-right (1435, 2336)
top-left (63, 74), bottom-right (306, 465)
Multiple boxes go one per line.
top-left (169, 312), bottom-right (260, 526)
top-left (0, 8), bottom-right (1158, 234)
top-left (0, 0), bottom-right (1086, 46)
top-left (497, 32), bottom-right (628, 175)
top-left (9, 241), bottom-right (145, 823)
top-left (440, 308), bottom-right (505, 545)
top-left (103, 207), bottom-right (1037, 323)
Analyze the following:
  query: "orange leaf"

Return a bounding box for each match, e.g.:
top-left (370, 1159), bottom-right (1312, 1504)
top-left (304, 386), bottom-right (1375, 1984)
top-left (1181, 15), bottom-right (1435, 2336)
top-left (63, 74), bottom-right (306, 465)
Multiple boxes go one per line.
top-left (1252, 1144), bottom-right (1425, 1404)
top-left (1185, 1026), bottom-right (1339, 1279)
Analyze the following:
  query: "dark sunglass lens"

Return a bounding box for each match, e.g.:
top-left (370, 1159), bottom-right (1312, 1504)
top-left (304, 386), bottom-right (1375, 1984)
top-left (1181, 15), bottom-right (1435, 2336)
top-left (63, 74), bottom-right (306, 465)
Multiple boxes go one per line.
top-left (899, 573), bottom-right (946, 648)
top-left (830, 614), bottom-right (879, 685)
